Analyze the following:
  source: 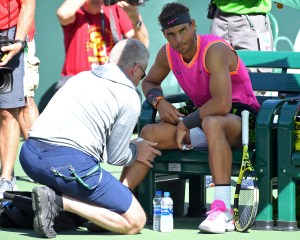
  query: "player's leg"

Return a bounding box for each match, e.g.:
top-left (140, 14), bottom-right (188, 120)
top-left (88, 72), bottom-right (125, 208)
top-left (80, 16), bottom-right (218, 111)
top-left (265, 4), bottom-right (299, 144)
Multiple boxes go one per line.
top-left (120, 121), bottom-right (177, 190)
top-left (203, 114), bottom-right (242, 185)
top-left (199, 114), bottom-right (241, 233)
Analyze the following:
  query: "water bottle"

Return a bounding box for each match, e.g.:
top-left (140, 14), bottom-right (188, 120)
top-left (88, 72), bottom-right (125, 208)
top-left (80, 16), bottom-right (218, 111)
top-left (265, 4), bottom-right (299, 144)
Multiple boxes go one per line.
top-left (153, 190), bottom-right (162, 231)
top-left (160, 191), bottom-right (173, 232)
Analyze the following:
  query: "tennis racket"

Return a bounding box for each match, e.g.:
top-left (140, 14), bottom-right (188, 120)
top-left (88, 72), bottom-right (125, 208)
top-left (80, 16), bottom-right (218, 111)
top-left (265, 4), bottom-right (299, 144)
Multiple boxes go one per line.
top-left (233, 110), bottom-right (259, 232)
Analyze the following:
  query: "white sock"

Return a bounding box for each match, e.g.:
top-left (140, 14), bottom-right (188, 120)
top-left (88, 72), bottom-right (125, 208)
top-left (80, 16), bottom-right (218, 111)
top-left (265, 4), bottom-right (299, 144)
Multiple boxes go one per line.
top-left (214, 185), bottom-right (231, 210)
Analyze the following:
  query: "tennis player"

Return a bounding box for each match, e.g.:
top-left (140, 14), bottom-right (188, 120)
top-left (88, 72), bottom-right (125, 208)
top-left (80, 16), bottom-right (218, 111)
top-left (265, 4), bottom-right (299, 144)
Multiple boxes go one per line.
top-left (122, 2), bottom-right (260, 234)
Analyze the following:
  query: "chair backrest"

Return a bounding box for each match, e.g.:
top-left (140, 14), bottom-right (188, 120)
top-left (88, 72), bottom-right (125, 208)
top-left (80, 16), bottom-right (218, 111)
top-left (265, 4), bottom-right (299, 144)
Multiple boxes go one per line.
top-left (237, 50), bottom-right (300, 103)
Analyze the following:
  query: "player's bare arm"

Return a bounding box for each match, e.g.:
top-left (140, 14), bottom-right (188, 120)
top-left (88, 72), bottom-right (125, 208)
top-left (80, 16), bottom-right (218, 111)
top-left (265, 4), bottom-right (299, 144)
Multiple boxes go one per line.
top-left (200, 43), bottom-right (237, 118)
top-left (142, 46), bottom-right (184, 124)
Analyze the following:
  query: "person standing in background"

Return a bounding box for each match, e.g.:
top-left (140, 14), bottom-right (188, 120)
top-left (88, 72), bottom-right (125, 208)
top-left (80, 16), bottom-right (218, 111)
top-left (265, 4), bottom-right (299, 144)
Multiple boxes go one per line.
top-left (209, 0), bottom-right (273, 54)
top-left (55, 0), bottom-right (149, 91)
top-left (18, 22), bottom-right (40, 140)
top-left (0, 0), bottom-right (36, 198)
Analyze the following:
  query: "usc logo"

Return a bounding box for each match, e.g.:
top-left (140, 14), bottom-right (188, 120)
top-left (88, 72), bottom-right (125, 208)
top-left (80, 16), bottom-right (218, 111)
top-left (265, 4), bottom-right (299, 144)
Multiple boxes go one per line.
top-left (87, 26), bottom-right (114, 64)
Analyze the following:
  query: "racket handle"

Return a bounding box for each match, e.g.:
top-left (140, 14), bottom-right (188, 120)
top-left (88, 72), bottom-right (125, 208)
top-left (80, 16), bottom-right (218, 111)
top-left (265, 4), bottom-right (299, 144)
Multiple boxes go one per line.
top-left (241, 110), bottom-right (250, 145)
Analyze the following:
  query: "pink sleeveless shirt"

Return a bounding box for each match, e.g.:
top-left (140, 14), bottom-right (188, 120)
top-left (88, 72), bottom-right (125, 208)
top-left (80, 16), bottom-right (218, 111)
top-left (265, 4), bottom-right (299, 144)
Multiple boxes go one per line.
top-left (166, 34), bottom-right (260, 111)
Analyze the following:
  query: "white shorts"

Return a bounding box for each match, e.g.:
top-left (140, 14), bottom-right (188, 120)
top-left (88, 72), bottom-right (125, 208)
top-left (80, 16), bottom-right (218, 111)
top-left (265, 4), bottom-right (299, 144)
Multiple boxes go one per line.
top-left (190, 127), bottom-right (208, 150)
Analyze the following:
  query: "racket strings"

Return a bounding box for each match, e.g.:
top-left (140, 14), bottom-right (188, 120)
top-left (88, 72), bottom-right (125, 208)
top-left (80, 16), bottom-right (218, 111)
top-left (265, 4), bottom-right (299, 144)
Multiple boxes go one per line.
top-left (236, 176), bottom-right (256, 229)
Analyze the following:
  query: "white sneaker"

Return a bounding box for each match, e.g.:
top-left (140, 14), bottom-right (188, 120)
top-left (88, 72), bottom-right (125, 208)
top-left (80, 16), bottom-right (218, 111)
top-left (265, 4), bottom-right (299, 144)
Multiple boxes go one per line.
top-left (0, 178), bottom-right (13, 199)
top-left (0, 177), bottom-right (18, 199)
top-left (199, 200), bottom-right (234, 234)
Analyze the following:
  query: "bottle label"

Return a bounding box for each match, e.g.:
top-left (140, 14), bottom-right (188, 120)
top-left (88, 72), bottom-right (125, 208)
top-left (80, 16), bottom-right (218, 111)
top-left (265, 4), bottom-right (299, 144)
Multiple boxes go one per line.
top-left (161, 207), bottom-right (173, 216)
top-left (153, 205), bottom-right (161, 215)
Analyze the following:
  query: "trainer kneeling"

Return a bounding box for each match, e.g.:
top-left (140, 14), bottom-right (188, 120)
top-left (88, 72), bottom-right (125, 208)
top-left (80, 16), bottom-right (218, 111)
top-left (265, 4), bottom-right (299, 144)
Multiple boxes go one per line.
top-left (19, 38), bottom-right (161, 238)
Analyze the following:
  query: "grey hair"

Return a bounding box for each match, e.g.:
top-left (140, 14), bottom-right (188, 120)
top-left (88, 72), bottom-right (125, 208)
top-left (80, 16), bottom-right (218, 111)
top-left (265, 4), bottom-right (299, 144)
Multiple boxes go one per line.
top-left (108, 38), bottom-right (150, 70)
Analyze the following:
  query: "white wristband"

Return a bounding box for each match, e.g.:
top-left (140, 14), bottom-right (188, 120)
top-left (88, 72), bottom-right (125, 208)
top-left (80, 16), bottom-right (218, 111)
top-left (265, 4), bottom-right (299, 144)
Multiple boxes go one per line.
top-left (137, 137), bottom-right (144, 142)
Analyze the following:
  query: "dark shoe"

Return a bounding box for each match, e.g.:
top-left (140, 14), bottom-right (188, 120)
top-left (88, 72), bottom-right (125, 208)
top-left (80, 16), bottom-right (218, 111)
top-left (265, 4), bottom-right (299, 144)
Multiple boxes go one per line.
top-left (31, 186), bottom-right (62, 238)
top-left (53, 212), bottom-right (75, 232)
top-left (86, 221), bottom-right (109, 233)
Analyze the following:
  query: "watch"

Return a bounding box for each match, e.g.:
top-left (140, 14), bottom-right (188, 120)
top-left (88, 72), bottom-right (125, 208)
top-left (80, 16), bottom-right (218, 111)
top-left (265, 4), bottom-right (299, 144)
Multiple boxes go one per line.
top-left (135, 20), bottom-right (143, 29)
top-left (14, 40), bottom-right (26, 48)
top-left (152, 96), bottom-right (164, 109)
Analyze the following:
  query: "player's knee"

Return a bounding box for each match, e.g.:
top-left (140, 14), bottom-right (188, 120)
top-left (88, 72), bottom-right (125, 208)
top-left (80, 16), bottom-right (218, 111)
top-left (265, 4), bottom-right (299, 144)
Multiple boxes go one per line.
top-left (202, 116), bottom-right (221, 133)
top-left (140, 124), bottom-right (156, 141)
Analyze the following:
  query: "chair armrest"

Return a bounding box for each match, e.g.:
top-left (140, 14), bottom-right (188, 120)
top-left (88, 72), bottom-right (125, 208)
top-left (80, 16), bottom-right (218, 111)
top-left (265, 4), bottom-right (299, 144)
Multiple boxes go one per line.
top-left (278, 100), bottom-right (299, 132)
top-left (256, 99), bottom-right (286, 129)
top-left (138, 100), bottom-right (157, 133)
top-left (163, 93), bottom-right (191, 104)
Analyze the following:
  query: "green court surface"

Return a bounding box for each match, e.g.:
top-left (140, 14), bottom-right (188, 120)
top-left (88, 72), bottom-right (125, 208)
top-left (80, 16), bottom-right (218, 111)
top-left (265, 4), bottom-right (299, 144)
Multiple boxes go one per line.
top-left (1, 141), bottom-right (300, 240)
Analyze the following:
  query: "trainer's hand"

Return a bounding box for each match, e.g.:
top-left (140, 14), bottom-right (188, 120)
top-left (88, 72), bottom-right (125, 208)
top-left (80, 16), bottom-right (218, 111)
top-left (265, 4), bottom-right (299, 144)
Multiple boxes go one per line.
top-left (176, 120), bottom-right (192, 150)
top-left (0, 42), bottom-right (23, 66)
top-left (157, 99), bottom-right (184, 125)
top-left (135, 139), bottom-right (161, 168)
